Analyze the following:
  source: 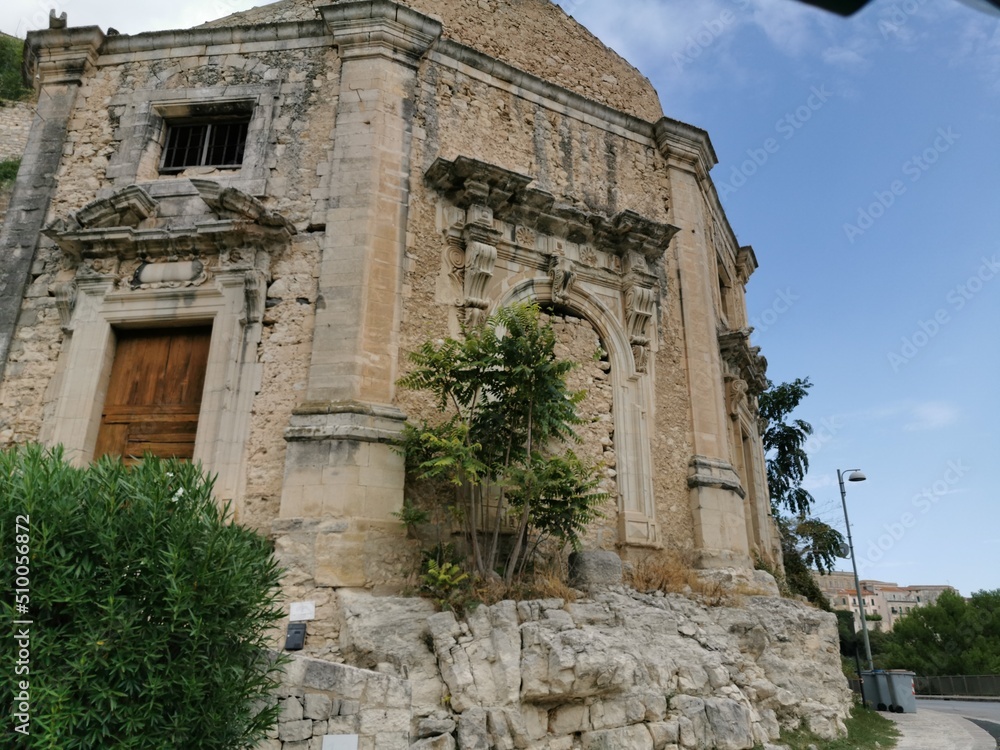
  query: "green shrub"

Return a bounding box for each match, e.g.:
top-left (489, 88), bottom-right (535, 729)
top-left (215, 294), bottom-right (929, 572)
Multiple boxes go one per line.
top-left (0, 445), bottom-right (285, 749)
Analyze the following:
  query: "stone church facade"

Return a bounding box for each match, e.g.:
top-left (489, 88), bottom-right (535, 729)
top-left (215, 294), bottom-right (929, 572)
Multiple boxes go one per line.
top-left (0, 0), bottom-right (780, 605)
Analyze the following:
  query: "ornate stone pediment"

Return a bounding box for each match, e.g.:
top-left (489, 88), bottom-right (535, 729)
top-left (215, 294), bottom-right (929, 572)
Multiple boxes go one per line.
top-left (73, 185), bottom-right (158, 229)
top-left (43, 181), bottom-right (295, 262)
top-left (718, 327), bottom-right (767, 396)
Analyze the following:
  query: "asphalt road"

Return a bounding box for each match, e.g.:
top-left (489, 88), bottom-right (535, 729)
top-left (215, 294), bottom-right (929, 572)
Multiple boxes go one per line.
top-left (918, 699), bottom-right (1000, 743)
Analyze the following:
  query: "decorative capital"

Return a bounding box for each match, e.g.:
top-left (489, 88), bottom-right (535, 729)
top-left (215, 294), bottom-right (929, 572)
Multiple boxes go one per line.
top-left (24, 26), bottom-right (104, 88)
top-left (718, 327), bottom-right (767, 396)
top-left (653, 117), bottom-right (718, 179)
top-left (321, 0), bottom-right (442, 65)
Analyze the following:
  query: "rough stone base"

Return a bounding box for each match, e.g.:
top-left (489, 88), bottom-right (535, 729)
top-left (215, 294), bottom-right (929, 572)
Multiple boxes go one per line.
top-left (264, 587), bottom-right (853, 749)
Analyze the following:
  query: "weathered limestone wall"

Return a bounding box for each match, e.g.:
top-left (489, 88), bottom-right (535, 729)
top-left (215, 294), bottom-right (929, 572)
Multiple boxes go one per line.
top-left (203, 0), bottom-right (664, 122)
top-left (0, 100), bottom-right (32, 162)
top-left (289, 585), bottom-right (854, 749)
top-left (399, 52), bottom-right (697, 555)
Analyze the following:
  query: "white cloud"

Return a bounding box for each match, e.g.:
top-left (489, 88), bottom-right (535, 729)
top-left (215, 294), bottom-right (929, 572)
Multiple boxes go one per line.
top-left (902, 401), bottom-right (960, 432)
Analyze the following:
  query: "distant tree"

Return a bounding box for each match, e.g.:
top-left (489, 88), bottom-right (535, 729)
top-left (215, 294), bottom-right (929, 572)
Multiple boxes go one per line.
top-left (883, 589), bottom-right (1000, 675)
top-left (0, 34), bottom-right (32, 101)
top-left (0, 445), bottom-right (285, 749)
top-left (758, 378), bottom-right (845, 606)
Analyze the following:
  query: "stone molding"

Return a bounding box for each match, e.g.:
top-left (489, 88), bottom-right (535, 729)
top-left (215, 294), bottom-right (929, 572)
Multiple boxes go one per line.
top-left (286, 401), bottom-right (408, 445)
top-left (653, 116), bottom-right (718, 180)
top-left (737, 245), bottom-right (758, 285)
top-left (687, 455), bottom-right (746, 499)
top-left (321, 0), bottom-right (442, 66)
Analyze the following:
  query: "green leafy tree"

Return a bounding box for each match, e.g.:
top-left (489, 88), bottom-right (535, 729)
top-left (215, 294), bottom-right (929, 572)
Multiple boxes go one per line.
top-left (399, 302), bottom-right (607, 583)
top-left (883, 589), bottom-right (1000, 675)
top-left (0, 34), bottom-right (32, 101)
top-left (758, 378), bottom-right (845, 606)
top-left (0, 445), bottom-right (285, 749)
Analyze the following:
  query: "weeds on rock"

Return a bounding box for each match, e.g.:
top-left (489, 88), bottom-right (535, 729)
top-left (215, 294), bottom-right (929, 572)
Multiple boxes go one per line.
top-left (764, 703), bottom-right (900, 750)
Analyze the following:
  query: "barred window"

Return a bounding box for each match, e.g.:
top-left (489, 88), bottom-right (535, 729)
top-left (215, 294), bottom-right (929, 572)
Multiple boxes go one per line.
top-left (160, 119), bottom-right (249, 172)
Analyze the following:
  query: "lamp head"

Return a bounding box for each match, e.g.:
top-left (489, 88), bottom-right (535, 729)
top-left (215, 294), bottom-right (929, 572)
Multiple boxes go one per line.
top-left (847, 470), bottom-right (866, 482)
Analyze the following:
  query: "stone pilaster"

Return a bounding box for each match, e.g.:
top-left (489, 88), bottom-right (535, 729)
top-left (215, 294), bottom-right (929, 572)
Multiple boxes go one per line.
top-left (655, 117), bottom-right (752, 568)
top-left (277, 1), bottom-right (442, 585)
top-left (0, 26), bottom-right (103, 381)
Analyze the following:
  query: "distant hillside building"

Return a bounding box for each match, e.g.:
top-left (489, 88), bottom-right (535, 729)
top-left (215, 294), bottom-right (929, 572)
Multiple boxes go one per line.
top-left (815, 571), bottom-right (956, 631)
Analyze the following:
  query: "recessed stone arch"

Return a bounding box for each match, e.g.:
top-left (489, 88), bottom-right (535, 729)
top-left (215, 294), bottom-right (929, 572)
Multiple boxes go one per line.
top-left (493, 276), bottom-right (659, 548)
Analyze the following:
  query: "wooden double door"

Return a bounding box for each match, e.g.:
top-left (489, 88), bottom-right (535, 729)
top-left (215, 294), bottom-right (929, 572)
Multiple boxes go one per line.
top-left (94, 326), bottom-right (212, 464)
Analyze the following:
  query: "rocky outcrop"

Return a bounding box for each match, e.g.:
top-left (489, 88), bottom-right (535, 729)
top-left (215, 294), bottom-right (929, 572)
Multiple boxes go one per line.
top-left (325, 584), bottom-right (852, 750)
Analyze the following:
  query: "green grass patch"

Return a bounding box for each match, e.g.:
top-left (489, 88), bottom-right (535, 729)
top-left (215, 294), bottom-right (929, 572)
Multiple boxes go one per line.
top-left (757, 703), bottom-right (900, 750)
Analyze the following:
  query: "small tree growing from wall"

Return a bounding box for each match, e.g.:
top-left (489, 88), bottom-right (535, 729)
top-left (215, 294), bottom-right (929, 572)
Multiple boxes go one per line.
top-left (0, 445), bottom-right (284, 749)
top-left (399, 302), bottom-right (607, 584)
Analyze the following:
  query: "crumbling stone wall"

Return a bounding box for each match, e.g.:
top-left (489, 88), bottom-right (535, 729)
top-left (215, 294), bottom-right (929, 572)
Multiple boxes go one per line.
top-left (265, 654), bottom-right (412, 750)
top-left (0, 100), bottom-right (31, 162)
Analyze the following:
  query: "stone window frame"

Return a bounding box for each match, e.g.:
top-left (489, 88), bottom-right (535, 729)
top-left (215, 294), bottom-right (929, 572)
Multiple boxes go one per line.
top-left (106, 85), bottom-right (277, 197)
top-left (40, 269), bottom-right (262, 506)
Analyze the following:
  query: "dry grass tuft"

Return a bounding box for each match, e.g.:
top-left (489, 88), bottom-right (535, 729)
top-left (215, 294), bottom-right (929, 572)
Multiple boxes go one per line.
top-left (471, 569), bottom-right (580, 606)
top-left (625, 551), bottom-right (744, 607)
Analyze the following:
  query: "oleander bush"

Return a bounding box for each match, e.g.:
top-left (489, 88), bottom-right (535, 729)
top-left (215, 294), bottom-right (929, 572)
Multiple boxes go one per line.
top-left (0, 445), bottom-right (285, 749)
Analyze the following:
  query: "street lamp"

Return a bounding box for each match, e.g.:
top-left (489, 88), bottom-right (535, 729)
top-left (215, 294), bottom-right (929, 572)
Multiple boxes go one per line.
top-left (838, 468), bottom-right (874, 673)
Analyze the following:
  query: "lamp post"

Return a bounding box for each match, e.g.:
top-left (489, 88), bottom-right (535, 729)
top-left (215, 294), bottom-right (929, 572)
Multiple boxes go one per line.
top-left (838, 468), bottom-right (874, 673)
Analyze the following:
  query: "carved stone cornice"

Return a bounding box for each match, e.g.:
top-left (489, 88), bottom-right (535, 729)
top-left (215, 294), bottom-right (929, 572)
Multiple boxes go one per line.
top-left (736, 245), bottom-right (758, 285)
top-left (653, 117), bottom-right (718, 180)
top-left (24, 25), bottom-right (105, 87)
top-left (190, 179), bottom-right (295, 232)
top-left (321, 0), bottom-right (442, 65)
top-left (425, 157), bottom-right (679, 263)
top-left (718, 327), bottom-right (767, 396)
top-left (43, 182), bottom-right (295, 262)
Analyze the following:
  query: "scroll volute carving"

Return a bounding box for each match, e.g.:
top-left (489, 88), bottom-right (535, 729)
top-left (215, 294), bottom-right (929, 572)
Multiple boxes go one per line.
top-left (459, 208), bottom-right (500, 328)
top-left (726, 377), bottom-right (749, 418)
top-left (625, 285), bottom-right (656, 373)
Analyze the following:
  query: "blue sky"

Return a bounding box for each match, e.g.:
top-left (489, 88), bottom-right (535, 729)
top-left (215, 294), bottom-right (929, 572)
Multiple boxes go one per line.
top-left (3, 0), bottom-right (998, 594)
